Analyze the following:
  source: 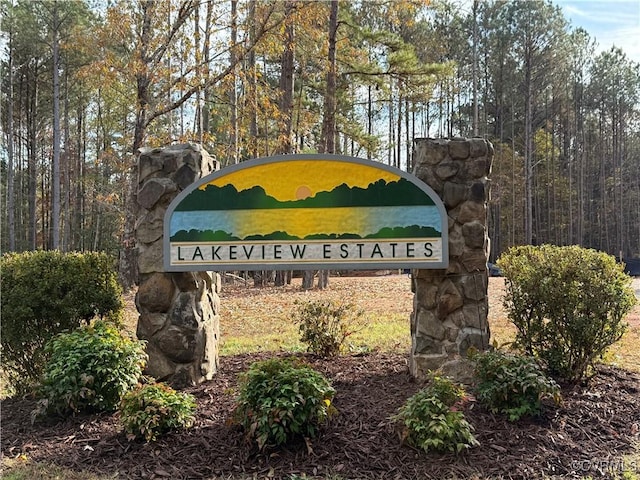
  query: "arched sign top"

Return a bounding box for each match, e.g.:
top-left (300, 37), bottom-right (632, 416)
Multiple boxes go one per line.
top-left (163, 154), bottom-right (448, 271)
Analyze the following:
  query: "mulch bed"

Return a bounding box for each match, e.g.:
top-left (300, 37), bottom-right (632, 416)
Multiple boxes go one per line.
top-left (2, 352), bottom-right (639, 480)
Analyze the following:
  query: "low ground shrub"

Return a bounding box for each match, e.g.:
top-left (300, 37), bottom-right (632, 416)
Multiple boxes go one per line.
top-left (473, 350), bottom-right (561, 421)
top-left (392, 375), bottom-right (479, 453)
top-left (498, 244), bottom-right (636, 382)
top-left (294, 300), bottom-right (364, 357)
top-left (233, 357), bottom-right (336, 450)
top-left (1, 250), bottom-right (123, 389)
top-left (120, 383), bottom-right (196, 442)
top-left (37, 321), bottom-right (146, 416)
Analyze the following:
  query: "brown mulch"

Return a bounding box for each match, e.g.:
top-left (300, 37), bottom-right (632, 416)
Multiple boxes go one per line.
top-left (2, 352), bottom-right (639, 480)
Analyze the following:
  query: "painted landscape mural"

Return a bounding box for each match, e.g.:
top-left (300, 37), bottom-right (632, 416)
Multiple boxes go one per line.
top-left (165, 155), bottom-right (447, 270)
top-left (170, 160), bottom-right (440, 242)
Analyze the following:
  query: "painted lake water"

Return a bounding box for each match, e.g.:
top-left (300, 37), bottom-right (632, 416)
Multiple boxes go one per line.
top-left (170, 205), bottom-right (441, 239)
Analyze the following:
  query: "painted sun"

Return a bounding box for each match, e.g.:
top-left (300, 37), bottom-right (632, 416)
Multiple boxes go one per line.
top-left (295, 185), bottom-right (312, 200)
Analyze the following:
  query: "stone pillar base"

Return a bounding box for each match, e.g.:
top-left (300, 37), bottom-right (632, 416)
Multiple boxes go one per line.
top-left (135, 144), bottom-right (220, 388)
top-left (410, 138), bottom-right (493, 380)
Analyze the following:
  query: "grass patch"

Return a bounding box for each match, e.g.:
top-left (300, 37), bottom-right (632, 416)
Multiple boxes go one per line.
top-left (621, 446), bottom-right (640, 479)
top-left (219, 310), bottom-right (411, 356)
top-left (486, 316), bottom-right (518, 349)
top-left (606, 322), bottom-right (640, 373)
top-left (1, 457), bottom-right (115, 480)
top-left (0, 370), bottom-right (16, 400)
top-left (218, 276), bottom-right (414, 357)
top-left (348, 313), bottom-right (411, 352)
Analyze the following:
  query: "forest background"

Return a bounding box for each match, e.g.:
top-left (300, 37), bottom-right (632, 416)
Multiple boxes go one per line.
top-left (1, 0), bottom-right (639, 288)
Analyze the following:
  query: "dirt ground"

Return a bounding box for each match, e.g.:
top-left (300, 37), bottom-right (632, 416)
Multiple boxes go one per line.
top-left (2, 275), bottom-right (639, 480)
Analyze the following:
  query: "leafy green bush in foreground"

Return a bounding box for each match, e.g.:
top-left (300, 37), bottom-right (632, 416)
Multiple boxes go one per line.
top-left (498, 244), bottom-right (636, 382)
top-left (392, 375), bottom-right (479, 453)
top-left (233, 357), bottom-right (336, 450)
top-left (120, 383), bottom-right (196, 442)
top-left (37, 321), bottom-right (146, 416)
top-left (473, 350), bottom-right (561, 421)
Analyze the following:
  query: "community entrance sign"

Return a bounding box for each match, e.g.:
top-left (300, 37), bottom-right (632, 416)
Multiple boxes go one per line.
top-left (163, 154), bottom-right (448, 271)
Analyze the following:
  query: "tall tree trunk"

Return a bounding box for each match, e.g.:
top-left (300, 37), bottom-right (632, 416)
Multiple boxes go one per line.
top-left (93, 203), bottom-right (101, 251)
top-left (62, 67), bottom-right (71, 251)
top-left (6, 26), bottom-right (15, 251)
top-left (75, 101), bottom-right (85, 251)
top-left (615, 107), bottom-right (623, 258)
top-left (248, 0), bottom-right (258, 158)
top-left (51, 4), bottom-right (61, 250)
top-left (599, 112), bottom-right (609, 252)
top-left (524, 56), bottom-right (533, 244)
top-left (119, 0), bottom-right (154, 290)
top-left (293, 57), bottom-right (306, 153)
top-left (42, 159), bottom-right (50, 249)
top-left (388, 81), bottom-right (394, 166)
top-left (228, 0), bottom-right (238, 163)
top-left (568, 117), bottom-right (574, 244)
top-left (319, 0), bottom-right (338, 156)
top-left (274, 0), bottom-right (296, 288)
top-left (471, 0), bottom-right (479, 136)
top-left (277, 0), bottom-right (295, 155)
top-left (28, 70), bottom-right (38, 250)
top-left (510, 97), bottom-right (516, 247)
top-left (194, 2), bottom-right (201, 140)
top-left (578, 109), bottom-right (585, 245)
top-left (367, 84), bottom-right (373, 160)
top-left (396, 81), bottom-right (402, 170)
top-left (316, 0), bottom-right (339, 291)
top-left (301, 271), bottom-right (315, 290)
top-left (405, 96), bottom-right (410, 172)
top-left (202, 0), bottom-right (213, 136)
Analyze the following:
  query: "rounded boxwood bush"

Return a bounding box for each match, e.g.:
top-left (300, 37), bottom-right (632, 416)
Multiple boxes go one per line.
top-left (498, 245), bottom-right (636, 382)
top-left (1, 250), bottom-right (123, 389)
top-left (233, 357), bottom-right (336, 450)
top-left (38, 321), bottom-right (147, 415)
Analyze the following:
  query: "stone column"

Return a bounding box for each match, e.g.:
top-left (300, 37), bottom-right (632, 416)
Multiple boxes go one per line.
top-left (135, 144), bottom-right (221, 388)
top-left (410, 138), bottom-right (493, 381)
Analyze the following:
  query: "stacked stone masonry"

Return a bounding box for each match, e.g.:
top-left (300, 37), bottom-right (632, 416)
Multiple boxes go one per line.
top-left (410, 138), bottom-right (493, 381)
top-left (135, 144), bottom-right (221, 388)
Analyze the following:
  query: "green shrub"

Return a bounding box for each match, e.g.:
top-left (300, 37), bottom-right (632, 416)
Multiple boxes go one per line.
top-left (233, 357), bottom-right (336, 450)
top-left (120, 383), bottom-right (196, 442)
top-left (37, 321), bottom-right (147, 415)
top-left (1, 250), bottom-right (123, 389)
top-left (392, 375), bottom-right (479, 453)
top-left (294, 300), bottom-right (364, 357)
top-left (498, 245), bottom-right (636, 382)
top-left (473, 350), bottom-right (561, 421)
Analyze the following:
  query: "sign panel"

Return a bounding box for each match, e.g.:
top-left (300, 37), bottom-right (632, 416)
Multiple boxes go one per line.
top-left (163, 154), bottom-right (448, 271)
